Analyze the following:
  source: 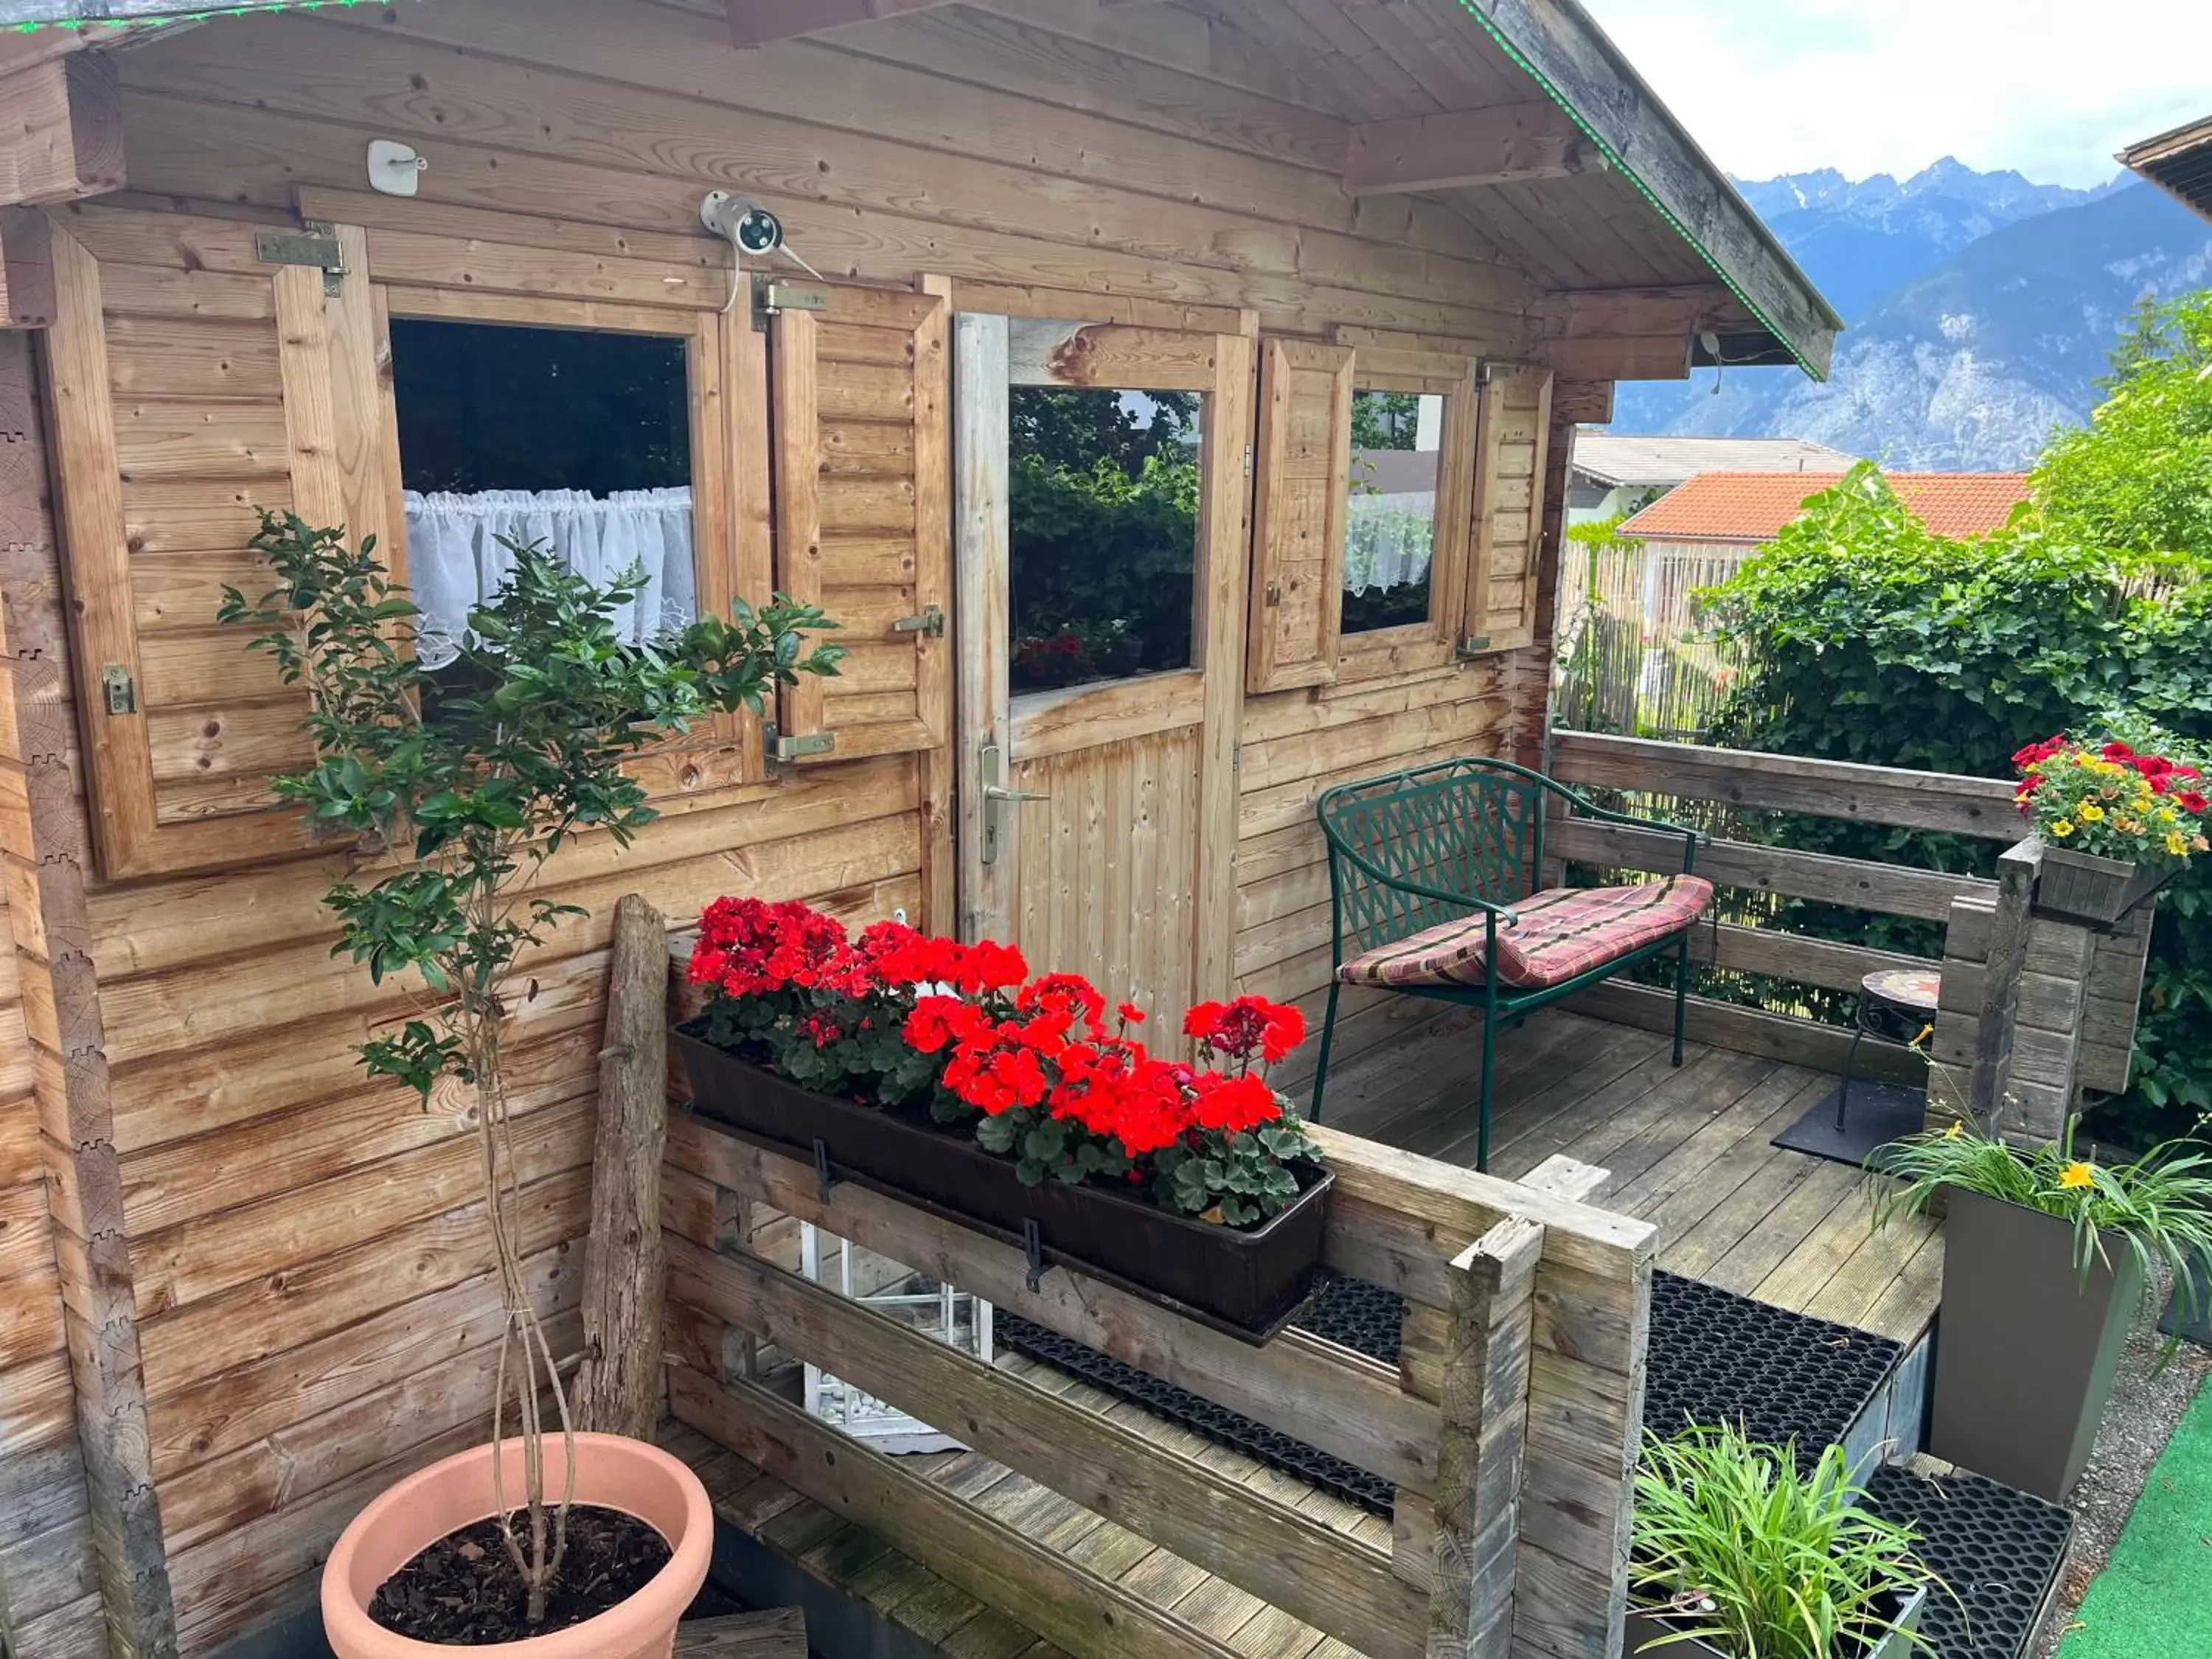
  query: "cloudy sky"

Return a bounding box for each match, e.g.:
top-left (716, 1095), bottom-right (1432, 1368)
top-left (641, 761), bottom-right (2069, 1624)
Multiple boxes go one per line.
top-left (1583, 1), bottom-right (2212, 187)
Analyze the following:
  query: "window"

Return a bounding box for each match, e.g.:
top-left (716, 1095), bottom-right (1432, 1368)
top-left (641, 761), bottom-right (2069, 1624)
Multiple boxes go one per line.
top-left (1007, 386), bottom-right (1203, 696)
top-left (389, 319), bottom-right (697, 670)
top-left (1341, 389), bottom-right (1443, 635)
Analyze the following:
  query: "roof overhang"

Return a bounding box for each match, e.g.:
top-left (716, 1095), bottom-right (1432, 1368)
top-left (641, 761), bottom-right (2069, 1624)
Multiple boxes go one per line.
top-left (0, 0), bottom-right (335, 24)
top-left (2121, 114), bottom-right (2212, 223)
top-left (1458, 0), bottom-right (1841, 378)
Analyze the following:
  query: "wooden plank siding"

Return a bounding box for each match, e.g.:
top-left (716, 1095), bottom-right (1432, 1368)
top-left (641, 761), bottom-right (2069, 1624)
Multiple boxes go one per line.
top-left (0, 327), bottom-right (121, 1659)
top-left (0, 3), bottom-right (1633, 1650)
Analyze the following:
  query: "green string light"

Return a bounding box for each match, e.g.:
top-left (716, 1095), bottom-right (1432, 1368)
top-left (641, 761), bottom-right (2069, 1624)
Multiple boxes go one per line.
top-left (1447, 0), bottom-right (1825, 381)
top-left (8, 1), bottom-right (378, 35)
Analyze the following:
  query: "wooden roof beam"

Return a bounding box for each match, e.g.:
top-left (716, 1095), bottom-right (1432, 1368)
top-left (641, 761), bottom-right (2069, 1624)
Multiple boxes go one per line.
top-left (0, 53), bottom-right (124, 208)
top-left (1343, 102), bottom-right (1604, 195)
top-left (727, 0), bottom-right (959, 48)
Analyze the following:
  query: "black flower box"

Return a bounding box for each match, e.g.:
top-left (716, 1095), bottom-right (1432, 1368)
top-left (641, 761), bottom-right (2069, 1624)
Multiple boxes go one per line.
top-left (674, 1018), bottom-right (1334, 1342)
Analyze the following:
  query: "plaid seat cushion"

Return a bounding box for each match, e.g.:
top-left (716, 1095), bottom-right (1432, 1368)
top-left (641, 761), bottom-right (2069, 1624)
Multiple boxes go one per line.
top-left (1338, 876), bottom-right (1715, 992)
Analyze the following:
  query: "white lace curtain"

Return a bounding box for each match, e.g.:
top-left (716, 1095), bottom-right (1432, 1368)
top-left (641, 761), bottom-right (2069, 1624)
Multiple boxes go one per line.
top-left (1344, 490), bottom-right (1438, 597)
top-left (403, 488), bottom-right (697, 668)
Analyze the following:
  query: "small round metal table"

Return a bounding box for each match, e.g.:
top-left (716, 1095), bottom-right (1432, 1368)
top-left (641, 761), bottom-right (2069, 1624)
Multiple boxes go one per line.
top-left (1836, 967), bottom-right (1941, 1131)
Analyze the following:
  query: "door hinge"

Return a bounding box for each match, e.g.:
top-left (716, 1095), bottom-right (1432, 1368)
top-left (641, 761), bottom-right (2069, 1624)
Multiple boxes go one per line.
top-left (257, 221), bottom-right (347, 296)
top-left (1264, 582), bottom-right (1282, 608)
top-left (101, 664), bottom-right (137, 716)
top-left (892, 604), bottom-right (947, 638)
top-left (1231, 741), bottom-right (1243, 774)
top-left (1244, 443), bottom-right (1255, 479)
top-left (764, 723), bottom-right (836, 762)
top-left (1457, 635), bottom-right (1493, 659)
top-left (751, 273), bottom-right (830, 330)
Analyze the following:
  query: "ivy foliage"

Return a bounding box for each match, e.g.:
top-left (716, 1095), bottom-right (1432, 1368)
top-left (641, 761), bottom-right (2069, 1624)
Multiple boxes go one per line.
top-left (1701, 291), bottom-right (2212, 1145)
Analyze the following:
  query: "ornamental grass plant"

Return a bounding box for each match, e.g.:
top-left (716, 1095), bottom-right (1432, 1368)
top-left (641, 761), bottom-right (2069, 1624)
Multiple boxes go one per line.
top-left (1630, 1424), bottom-right (1932, 1658)
top-left (1874, 1121), bottom-right (2212, 1339)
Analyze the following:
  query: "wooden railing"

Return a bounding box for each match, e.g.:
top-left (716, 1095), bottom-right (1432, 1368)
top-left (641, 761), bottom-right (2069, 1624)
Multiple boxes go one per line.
top-left (1540, 730), bottom-right (2019, 1078)
top-left (661, 961), bottom-right (1658, 1659)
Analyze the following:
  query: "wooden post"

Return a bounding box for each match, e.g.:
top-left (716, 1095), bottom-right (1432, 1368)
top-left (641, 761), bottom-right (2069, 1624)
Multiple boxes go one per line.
top-left (577, 894), bottom-right (672, 1439)
top-left (1427, 1216), bottom-right (1541, 1659)
top-left (1969, 840), bottom-right (2038, 1133)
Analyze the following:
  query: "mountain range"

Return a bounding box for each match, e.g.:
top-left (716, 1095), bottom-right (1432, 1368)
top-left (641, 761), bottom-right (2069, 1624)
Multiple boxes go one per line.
top-left (1610, 159), bottom-right (2212, 469)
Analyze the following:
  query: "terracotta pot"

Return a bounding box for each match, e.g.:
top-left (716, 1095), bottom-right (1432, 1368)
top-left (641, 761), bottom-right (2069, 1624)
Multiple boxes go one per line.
top-left (323, 1434), bottom-right (713, 1659)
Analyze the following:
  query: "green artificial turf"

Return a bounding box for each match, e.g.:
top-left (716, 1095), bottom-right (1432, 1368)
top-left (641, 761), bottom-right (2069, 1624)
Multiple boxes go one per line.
top-left (2058, 1374), bottom-right (2212, 1658)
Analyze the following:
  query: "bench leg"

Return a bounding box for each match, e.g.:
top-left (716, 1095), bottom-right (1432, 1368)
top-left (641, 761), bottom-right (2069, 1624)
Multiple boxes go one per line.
top-left (1310, 978), bottom-right (1343, 1124)
top-left (1477, 980), bottom-right (1498, 1172)
top-left (1672, 929), bottom-right (1691, 1068)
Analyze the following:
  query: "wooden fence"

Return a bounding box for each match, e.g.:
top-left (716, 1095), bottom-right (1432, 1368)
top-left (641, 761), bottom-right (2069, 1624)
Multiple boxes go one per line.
top-left (662, 959), bottom-right (1658, 1659)
top-left (1551, 538), bottom-right (1747, 741)
top-left (1540, 731), bottom-right (2020, 1079)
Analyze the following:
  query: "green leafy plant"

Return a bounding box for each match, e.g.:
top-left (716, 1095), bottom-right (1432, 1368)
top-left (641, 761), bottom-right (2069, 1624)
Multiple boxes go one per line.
top-left (1874, 1121), bottom-right (2212, 1340)
top-left (1631, 1424), bottom-right (1933, 1658)
top-left (220, 513), bottom-right (841, 1624)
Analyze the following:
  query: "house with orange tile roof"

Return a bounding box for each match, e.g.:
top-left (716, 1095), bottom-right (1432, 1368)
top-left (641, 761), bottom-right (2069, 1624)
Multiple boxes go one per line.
top-left (1617, 470), bottom-right (2033, 549)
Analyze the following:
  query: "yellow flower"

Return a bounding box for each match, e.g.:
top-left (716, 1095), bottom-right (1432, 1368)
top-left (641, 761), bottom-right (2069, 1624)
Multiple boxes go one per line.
top-left (2051, 819), bottom-right (2076, 838)
top-left (2059, 1161), bottom-right (2097, 1190)
top-left (1944, 1121), bottom-right (1965, 1139)
top-left (2078, 801), bottom-right (2105, 823)
top-left (2167, 832), bottom-right (2191, 858)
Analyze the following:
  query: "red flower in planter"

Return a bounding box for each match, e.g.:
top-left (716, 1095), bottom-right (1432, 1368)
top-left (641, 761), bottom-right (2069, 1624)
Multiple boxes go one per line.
top-left (1191, 1072), bottom-right (1282, 1135)
top-left (1186, 995), bottom-right (1308, 1067)
top-left (2180, 790), bottom-right (2211, 815)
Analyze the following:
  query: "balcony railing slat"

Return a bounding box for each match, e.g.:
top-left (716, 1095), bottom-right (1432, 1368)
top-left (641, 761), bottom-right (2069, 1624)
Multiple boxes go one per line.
top-left (669, 1233), bottom-right (1428, 1659)
top-left (1546, 730), bottom-right (2023, 840)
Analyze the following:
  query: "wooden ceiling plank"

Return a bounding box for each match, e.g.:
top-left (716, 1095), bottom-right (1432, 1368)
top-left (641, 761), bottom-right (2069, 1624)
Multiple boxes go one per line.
top-left (1336, 1), bottom-right (1484, 113)
top-left (726, 0), bottom-right (954, 49)
top-left (963, 0), bottom-right (1339, 112)
top-left (1343, 102), bottom-right (1604, 195)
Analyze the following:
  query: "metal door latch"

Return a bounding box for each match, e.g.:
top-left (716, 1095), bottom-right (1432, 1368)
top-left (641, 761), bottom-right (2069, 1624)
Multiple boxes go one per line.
top-left (892, 605), bottom-right (946, 637)
top-left (979, 742), bottom-right (1048, 866)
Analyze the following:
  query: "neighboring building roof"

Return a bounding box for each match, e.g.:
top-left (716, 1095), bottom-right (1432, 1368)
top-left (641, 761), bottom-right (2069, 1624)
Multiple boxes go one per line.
top-left (1571, 431), bottom-right (1860, 490)
top-left (1618, 471), bottom-right (2032, 543)
top-left (2121, 114), bottom-right (2212, 223)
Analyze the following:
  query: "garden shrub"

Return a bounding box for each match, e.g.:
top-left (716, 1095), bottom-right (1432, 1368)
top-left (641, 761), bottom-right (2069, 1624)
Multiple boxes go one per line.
top-left (1697, 293), bottom-right (2212, 1146)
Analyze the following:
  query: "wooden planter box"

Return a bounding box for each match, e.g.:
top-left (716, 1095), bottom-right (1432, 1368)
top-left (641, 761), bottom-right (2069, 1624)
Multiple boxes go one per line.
top-left (673, 1019), bottom-right (1334, 1340)
top-left (2032, 844), bottom-right (2167, 926)
top-left (1623, 1584), bottom-right (1926, 1659)
top-left (1928, 1189), bottom-right (2142, 1502)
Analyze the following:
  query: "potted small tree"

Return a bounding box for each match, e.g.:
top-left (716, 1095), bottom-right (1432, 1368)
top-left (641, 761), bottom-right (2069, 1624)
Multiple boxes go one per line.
top-left (219, 515), bottom-right (840, 1655)
top-left (1876, 1122), bottom-right (2212, 1501)
top-left (2011, 731), bottom-right (2210, 924)
top-left (1627, 1424), bottom-right (1933, 1658)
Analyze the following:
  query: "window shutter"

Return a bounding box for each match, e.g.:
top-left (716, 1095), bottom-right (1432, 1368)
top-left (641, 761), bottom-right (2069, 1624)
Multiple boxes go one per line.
top-left (765, 282), bottom-right (950, 765)
top-left (1461, 362), bottom-right (1554, 655)
top-left (41, 208), bottom-right (389, 880)
top-left (1245, 338), bottom-right (1354, 695)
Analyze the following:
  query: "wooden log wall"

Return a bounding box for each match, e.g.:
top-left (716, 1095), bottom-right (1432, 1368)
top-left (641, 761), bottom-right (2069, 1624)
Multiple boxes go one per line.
top-left (0, 330), bottom-right (112, 1659)
top-left (0, 2), bottom-right (1627, 1647)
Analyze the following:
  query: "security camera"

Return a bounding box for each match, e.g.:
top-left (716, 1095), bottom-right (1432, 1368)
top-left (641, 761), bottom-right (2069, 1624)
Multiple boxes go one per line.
top-left (700, 191), bottom-right (785, 256)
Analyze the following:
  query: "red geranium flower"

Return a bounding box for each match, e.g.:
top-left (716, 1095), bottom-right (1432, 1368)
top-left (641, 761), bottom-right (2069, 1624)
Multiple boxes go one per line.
top-left (1117, 1001), bottom-right (1146, 1027)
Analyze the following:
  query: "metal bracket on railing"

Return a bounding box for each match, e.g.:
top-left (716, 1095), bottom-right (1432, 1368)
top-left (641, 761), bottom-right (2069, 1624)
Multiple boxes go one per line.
top-left (1023, 1218), bottom-right (1048, 1293)
top-left (813, 1138), bottom-right (839, 1206)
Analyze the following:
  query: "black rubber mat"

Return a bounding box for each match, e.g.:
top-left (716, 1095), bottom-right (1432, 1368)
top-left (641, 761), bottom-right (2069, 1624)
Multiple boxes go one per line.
top-left (1643, 1273), bottom-right (1903, 1466)
top-left (1863, 1464), bottom-right (2073, 1659)
top-left (997, 1313), bottom-right (1397, 1515)
top-left (1771, 1082), bottom-right (1928, 1172)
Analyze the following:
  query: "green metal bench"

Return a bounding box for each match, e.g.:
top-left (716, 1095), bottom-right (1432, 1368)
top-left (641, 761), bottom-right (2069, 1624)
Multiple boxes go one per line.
top-left (1311, 756), bottom-right (1711, 1169)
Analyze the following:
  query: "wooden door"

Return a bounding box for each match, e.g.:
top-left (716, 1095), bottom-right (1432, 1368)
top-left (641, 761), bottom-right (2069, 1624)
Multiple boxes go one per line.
top-left (953, 314), bottom-right (1253, 1025)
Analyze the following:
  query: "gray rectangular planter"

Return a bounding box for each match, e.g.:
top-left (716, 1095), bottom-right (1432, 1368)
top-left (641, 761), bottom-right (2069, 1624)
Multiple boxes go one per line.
top-left (1929, 1188), bottom-right (2142, 1502)
top-left (1624, 1582), bottom-right (1926, 1658)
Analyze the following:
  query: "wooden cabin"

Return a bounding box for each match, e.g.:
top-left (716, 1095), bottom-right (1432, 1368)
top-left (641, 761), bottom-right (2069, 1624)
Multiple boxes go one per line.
top-left (0, 3), bottom-right (1843, 1655)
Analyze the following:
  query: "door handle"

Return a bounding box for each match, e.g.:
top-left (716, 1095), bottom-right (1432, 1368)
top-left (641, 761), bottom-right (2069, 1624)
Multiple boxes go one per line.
top-left (979, 744), bottom-right (1048, 866)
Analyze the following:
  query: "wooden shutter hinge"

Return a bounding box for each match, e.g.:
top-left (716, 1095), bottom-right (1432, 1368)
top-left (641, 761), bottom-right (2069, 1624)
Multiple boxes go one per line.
top-left (751, 273), bottom-right (829, 330)
top-left (1456, 635), bottom-right (1493, 659)
top-left (1264, 582), bottom-right (1282, 608)
top-left (1231, 742), bottom-right (1243, 773)
top-left (1244, 444), bottom-right (1254, 479)
top-left (892, 604), bottom-right (946, 638)
top-left (257, 220), bottom-right (347, 296)
top-left (763, 723), bottom-right (835, 762)
top-left (100, 664), bottom-right (136, 716)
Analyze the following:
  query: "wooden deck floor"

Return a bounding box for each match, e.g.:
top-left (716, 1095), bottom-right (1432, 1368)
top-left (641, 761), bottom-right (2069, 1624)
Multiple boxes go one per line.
top-left (1314, 1005), bottom-right (1942, 1345)
top-left (670, 1008), bottom-right (1943, 1658)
